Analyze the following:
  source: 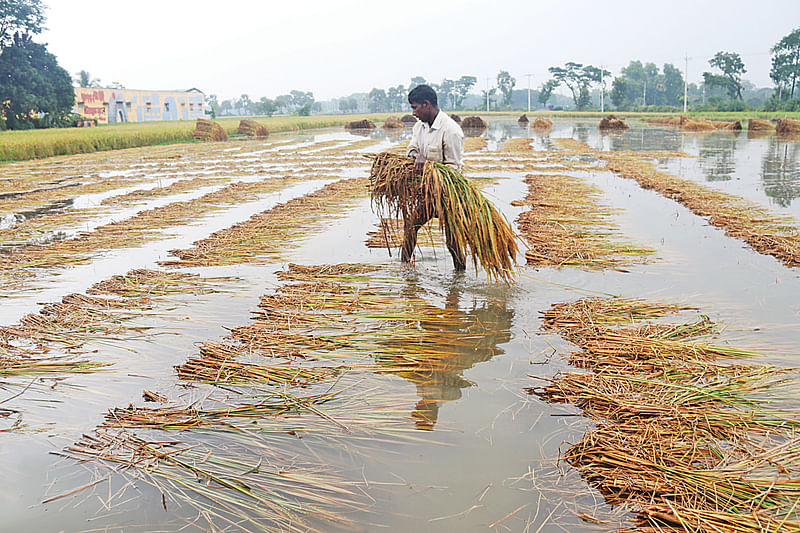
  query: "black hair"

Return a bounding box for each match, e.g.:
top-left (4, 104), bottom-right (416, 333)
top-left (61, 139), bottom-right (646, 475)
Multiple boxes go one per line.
top-left (407, 84), bottom-right (438, 106)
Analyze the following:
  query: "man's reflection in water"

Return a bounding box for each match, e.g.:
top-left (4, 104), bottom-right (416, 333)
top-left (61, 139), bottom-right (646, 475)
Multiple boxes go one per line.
top-left (376, 275), bottom-right (514, 430)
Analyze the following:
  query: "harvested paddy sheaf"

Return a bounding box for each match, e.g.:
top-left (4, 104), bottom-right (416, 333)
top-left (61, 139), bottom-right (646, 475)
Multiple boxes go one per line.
top-left (344, 119), bottom-right (375, 130)
top-left (747, 117), bottom-right (775, 131)
top-left (532, 296), bottom-right (800, 532)
top-left (461, 116), bottom-right (488, 129)
top-left (531, 117), bottom-right (553, 133)
top-left (368, 152), bottom-right (518, 282)
top-left (99, 175), bottom-right (230, 206)
top-left (515, 174), bottom-right (653, 269)
top-left (777, 118), bottom-right (800, 135)
top-left (382, 117), bottom-right (404, 129)
top-left (517, 114), bottom-right (530, 125)
top-left (161, 177), bottom-right (369, 267)
top-left (88, 269), bottom-right (226, 298)
top-left (463, 137), bottom-right (488, 152)
top-left (598, 115), bottom-right (629, 131)
top-left (554, 138), bottom-right (800, 269)
top-left (0, 172), bottom-right (329, 289)
top-left (499, 138), bottom-right (534, 152)
top-left (192, 119), bottom-right (228, 142)
top-left (237, 119), bottom-right (269, 137)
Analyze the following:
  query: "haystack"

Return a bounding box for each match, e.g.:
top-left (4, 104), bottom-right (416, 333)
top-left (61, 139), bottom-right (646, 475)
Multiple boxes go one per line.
top-left (747, 118), bottom-right (775, 131)
top-left (400, 114), bottom-right (417, 125)
top-left (461, 116), bottom-right (488, 129)
top-left (192, 119), bottom-right (228, 142)
top-left (382, 117), bottom-right (404, 130)
top-left (450, 114), bottom-right (462, 125)
top-left (518, 114), bottom-right (530, 125)
top-left (776, 118), bottom-right (800, 134)
top-left (368, 152), bottom-right (517, 282)
top-left (681, 117), bottom-right (716, 131)
top-left (710, 120), bottom-right (742, 131)
top-left (531, 117), bottom-right (553, 132)
top-left (344, 119), bottom-right (376, 130)
top-left (237, 119), bottom-right (268, 137)
top-left (598, 115), bottom-right (629, 131)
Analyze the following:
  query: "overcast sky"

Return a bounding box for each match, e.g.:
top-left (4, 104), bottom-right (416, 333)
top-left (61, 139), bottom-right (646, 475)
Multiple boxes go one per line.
top-left (41, 0), bottom-right (800, 101)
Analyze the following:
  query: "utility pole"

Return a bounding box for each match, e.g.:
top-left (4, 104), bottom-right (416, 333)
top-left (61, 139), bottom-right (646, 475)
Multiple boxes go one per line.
top-left (600, 66), bottom-right (605, 113)
top-left (526, 73), bottom-right (532, 113)
top-left (683, 54), bottom-right (688, 113)
top-left (643, 80), bottom-right (647, 107)
top-left (485, 77), bottom-right (490, 112)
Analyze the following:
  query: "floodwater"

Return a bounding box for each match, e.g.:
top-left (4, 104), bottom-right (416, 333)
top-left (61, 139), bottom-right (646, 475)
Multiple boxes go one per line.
top-left (1, 118), bottom-right (800, 532)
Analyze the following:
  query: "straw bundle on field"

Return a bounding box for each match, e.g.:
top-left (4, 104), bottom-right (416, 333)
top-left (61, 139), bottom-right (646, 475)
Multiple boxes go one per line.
top-left (237, 119), bottom-right (268, 137)
top-left (710, 120), bottom-right (742, 131)
top-left (400, 114), bottom-right (417, 125)
top-left (776, 118), bottom-right (800, 134)
top-left (382, 117), bottom-right (404, 129)
top-left (747, 118), bottom-right (775, 131)
top-left (531, 117), bottom-right (553, 132)
top-left (367, 152), bottom-right (518, 281)
top-left (344, 119), bottom-right (375, 130)
top-left (598, 115), bottom-right (629, 131)
top-left (681, 117), bottom-right (716, 131)
top-left (449, 114), bottom-right (462, 125)
top-left (517, 114), bottom-right (530, 125)
top-left (192, 119), bottom-right (228, 141)
top-left (461, 116), bottom-right (488, 130)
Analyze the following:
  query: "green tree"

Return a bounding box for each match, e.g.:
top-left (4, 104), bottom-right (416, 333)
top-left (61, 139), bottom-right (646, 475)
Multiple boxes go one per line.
top-left (454, 75), bottom-right (476, 109)
top-left (438, 78), bottom-right (455, 109)
top-left (703, 51), bottom-right (746, 100)
top-left (662, 63), bottom-right (684, 106)
top-left (771, 27), bottom-right (800, 99)
top-left (368, 88), bottom-right (387, 112)
top-left (274, 94), bottom-right (291, 114)
top-left (0, 33), bottom-right (73, 129)
top-left (73, 69), bottom-right (101, 88)
top-left (496, 70), bottom-right (516, 107)
top-left (257, 97), bottom-right (276, 116)
top-left (290, 90), bottom-right (314, 108)
top-left (206, 94), bottom-right (219, 118)
top-left (0, 0), bottom-right (45, 48)
top-left (610, 77), bottom-right (627, 108)
top-left (409, 76), bottom-right (426, 91)
top-left (538, 79), bottom-right (559, 107)
top-left (548, 62), bottom-right (604, 110)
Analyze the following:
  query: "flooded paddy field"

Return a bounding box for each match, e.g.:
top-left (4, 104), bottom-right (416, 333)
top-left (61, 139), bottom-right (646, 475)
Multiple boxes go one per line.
top-left (2, 118), bottom-right (800, 532)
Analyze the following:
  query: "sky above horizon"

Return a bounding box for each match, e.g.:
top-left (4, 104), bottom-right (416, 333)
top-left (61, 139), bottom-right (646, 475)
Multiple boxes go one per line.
top-left (41, 0), bottom-right (800, 101)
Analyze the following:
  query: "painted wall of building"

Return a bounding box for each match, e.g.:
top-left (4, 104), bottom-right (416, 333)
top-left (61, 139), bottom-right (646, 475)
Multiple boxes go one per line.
top-left (73, 88), bottom-right (205, 124)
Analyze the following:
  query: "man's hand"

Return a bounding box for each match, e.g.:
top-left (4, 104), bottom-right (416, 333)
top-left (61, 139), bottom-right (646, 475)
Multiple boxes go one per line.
top-left (414, 152), bottom-right (426, 175)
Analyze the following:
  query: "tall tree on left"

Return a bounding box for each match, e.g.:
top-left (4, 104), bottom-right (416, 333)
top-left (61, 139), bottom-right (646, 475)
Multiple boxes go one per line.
top-left (0, 33), bottom-right (74, 129)
top-left (0, 0), bottom-right (46, 47)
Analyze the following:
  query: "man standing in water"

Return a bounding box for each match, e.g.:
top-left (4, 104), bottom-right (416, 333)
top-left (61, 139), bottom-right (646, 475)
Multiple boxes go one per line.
top-left (403, 84), bottom-right (465, 270)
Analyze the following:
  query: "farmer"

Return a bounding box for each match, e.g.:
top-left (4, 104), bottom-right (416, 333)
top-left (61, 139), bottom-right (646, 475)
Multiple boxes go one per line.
top-left (403, 84), bottom-right (466, 270)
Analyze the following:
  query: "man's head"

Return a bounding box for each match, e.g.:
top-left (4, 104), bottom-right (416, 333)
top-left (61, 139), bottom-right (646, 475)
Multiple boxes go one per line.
top-left (408, 84), bottom-right (439, 125)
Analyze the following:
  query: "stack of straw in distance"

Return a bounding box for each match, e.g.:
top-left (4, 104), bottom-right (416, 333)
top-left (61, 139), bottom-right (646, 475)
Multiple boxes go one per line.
top-left (237, 119), bottom-right (268, 137)
top-left (192, 119), bottom-right (228, 141)
top-left (367, 152), bottom-right (517, 282)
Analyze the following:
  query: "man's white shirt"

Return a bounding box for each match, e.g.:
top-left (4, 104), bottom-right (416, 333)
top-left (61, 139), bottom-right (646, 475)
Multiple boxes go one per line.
top-left (406, 111), bottom-right (464, 171)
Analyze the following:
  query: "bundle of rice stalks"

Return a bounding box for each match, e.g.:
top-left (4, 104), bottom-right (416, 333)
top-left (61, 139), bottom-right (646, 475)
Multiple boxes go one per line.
top-left (367, 152), bottom-right (518, 282)
top-left (747, 118), bottom-right (775, 131)
top-left (366, 218), bottom-right (444, 249)
top-left (237, 119), bottom-right (269, 137)
top-left (710, 120), bottom-right (742, 131)
top-left (344, 119), bottom-right (375, 130)
top-left (449, 113), bottom-right (462, 125)
top-left (463, 137), bottom-right (488, 151)
top-left (531, 117), bottom-right (553, 133)
top-left (382, 116), bottom-right (404, 129)
top-left (461, 116), bottom-right (488, 130)
top-left (400, 114), bottom-right (417, 124)
top-left (88, 269), bottom-right (222, 297)
top-left (192, 119), bottom-right (228, 142)
top-left (276, 263), bottom-right (379, 282)
top-left (598, 115), bottom-right (630, 131)
top-left (499, 138), bottom-right (534, 152)
top-left (681, 117), bottom-right (716, 131)
top-left (517, 114), bottom-right (530, 125)
top-left (777, 118), bottom-right (800, 135)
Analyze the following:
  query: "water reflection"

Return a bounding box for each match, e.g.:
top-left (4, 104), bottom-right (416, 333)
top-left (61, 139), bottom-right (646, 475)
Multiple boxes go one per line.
top-left (375, 276), bottom-right (513, 430)
top-left (762, 140), bottom-right (800, 207)
top-left (698, 134), bottom-right (737, 182)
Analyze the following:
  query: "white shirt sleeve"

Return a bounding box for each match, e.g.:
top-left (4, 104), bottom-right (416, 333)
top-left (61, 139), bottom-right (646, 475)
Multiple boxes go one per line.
top-left (442, 126), bottom-right (463, 170)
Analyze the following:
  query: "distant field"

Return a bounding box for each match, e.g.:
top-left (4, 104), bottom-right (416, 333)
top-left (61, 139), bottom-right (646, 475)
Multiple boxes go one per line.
top-left (0, 114), bottom-right (395, 163)
top-left (2, 111), bottom-right (798, 163)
